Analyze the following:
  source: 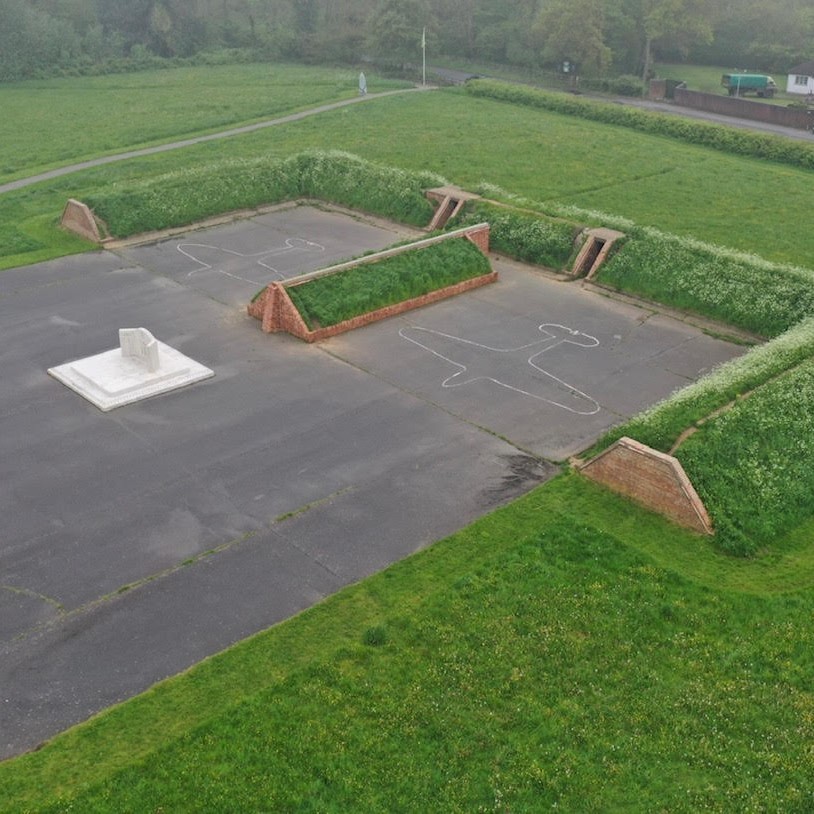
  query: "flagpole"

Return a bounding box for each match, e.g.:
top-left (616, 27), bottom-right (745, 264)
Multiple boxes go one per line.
top-left (422, 27), bottom-right (426, 87)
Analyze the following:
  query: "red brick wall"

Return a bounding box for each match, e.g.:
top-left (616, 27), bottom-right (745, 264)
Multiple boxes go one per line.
top-left (254, 271), bottom-right (498, 340)
top-left (674, 88), bottom-right (814, 130)
top-left (61, 199), bottom-right (102, 243)
top-left (248, 223), bottom-right (494, 340)
top-left (465, 224), bottom-right (489, 255)
top-left (579, 437), bottom-right (713, 535)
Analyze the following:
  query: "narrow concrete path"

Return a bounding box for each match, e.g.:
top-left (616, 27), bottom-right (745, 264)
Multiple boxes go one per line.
top-left (0, 87), bottom-right (430, 196)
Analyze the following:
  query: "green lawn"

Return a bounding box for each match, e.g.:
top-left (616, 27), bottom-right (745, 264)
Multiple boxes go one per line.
top-left (0, 63), bottom-right (409, 182)
top-left (2, 474), bottom-right (813, 812)
top-left (4, 88), bottom-right (814, 271)
top-left (4, 66), bottom-right (814, 810)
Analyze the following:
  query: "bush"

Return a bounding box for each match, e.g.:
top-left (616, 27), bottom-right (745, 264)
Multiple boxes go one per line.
top-left (466, 79), bottom-right (814, 171)
top-left (453, 200), bottom-right (580, 270)
top-left (87, 150), bottom-right (443, 237)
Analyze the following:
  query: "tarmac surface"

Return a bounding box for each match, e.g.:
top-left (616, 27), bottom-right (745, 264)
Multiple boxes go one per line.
top-left (0, 206), bottom-right (747, 758)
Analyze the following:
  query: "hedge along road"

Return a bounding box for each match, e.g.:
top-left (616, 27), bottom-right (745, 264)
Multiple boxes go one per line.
top-left (0, 87), bottom-right (430, 196)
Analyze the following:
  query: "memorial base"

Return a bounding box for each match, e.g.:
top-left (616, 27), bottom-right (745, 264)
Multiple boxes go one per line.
top-left (49, 334), bottom-right (213, 411)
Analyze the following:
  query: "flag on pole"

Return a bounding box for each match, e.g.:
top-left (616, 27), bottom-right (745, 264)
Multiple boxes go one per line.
top-left (422, 27), bottom-right (426, 49)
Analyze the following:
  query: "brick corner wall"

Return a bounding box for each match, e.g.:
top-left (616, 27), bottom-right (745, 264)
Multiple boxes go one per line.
top-left (61, 199), bottom-right (102, 243)
top-left (464, 223), bottom-right (490, 255)
top-left (578, 436), bottom-right (713, 535)
top-left (249, 222), bottom-right (494, 340)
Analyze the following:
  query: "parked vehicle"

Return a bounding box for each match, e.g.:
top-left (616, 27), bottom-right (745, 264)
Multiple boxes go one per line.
top-left (721, 74), bottom-right (778, 97)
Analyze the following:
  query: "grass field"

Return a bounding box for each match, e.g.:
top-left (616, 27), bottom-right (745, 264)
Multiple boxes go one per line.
top-left (2, 474), bottom-right (814, 812)
top-left (4, 63), bottom-right (814, 810)
top-left (0, 63), bottom-right (409, 182)
top-left (3, 87), bottom-right (814, 271)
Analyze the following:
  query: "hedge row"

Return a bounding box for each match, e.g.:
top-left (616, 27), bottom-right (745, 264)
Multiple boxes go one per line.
top-left (466, 79), bottom-right (814, 171)
top-left (287, 237), bottom-right (491, 329)
top-left (596, 228), bottom-right (814, 338)
top-left (87, 150), bottom-right (443, 237)
top-left (677, 355), bottom-right (814, 555)
top-left (584, 315), bottom-right (814, 457)
top-left (452, 200), bottom-right (580, 270)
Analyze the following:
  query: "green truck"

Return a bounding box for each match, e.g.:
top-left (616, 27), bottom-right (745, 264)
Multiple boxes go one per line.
top-left (721, 73), bottom-right (777, 98)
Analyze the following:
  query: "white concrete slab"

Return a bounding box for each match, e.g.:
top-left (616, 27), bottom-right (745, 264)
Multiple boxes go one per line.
top-left (48, 332), bottom-right (213, 411)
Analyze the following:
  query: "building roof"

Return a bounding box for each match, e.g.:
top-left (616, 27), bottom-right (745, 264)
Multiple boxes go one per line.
top-left (789, 61), bottom-right (814, 76)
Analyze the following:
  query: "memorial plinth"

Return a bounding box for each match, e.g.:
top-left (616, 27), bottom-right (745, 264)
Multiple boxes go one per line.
top-left (48, 328), bottom-right (213, 411)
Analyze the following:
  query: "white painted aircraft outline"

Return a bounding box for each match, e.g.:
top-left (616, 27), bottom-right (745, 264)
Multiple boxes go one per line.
top-left (399, 323), bottom-right (601, 415)
top-left (176, 237), bottom-right (325, 285)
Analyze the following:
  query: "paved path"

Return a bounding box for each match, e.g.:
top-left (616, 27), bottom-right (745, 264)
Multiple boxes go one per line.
top-left (0, 87), bottom-right (429, 196)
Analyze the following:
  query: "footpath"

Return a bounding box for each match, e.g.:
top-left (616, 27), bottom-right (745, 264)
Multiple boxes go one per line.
top-left (0, 86), bottom-right (429, 196)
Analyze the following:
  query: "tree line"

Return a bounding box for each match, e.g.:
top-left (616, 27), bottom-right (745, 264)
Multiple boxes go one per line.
top-left (1, 0), bottom-right (812, 82)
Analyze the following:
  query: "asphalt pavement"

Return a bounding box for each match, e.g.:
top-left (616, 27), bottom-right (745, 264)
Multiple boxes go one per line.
top-left (0, 207), bottom-right (748, 758)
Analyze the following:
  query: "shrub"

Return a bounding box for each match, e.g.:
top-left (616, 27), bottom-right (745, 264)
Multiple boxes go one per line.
top-left (466, 79), bottom-right (814, 171)
top-left (453, 200), bottom-right (580, 270)
top-left (87, 150), bottom-right (443, 237)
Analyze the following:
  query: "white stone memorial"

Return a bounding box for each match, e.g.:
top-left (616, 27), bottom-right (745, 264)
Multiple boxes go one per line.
top-left (48, 328), bottom-right (213, 411)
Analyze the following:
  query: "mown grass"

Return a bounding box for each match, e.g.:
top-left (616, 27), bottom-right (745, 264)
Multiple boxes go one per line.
top-left (0, 63), bottom-right (409, 182)
top-left (5, 88), bottom-right (814, 271)
top-left (3, 474), bottom-right (814, 812)
top-left (287, 237), bottom-right (490, 329)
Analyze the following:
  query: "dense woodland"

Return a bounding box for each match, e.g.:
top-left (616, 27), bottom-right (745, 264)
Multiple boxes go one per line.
top-left (1, 0), bottom-right (812, 82)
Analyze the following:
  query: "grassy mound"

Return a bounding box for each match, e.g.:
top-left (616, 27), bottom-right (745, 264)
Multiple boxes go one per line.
top-left (287, 237), bottom-right (491, 329)
top-left (596, 228), bottom-right (814, 338)
top-left (86, 150), bottom-right (442, 236)
top-left (452, 199), bottom-right (580, 270)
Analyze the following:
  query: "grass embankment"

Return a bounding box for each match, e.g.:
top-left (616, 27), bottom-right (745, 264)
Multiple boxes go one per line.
top-left (452, 199), bottom-right (580, 270)
top-left (86, 150), bottom-right (440, 236)
top-left (3, 474), bottom-right (814, 813)
top-left (677, 358), bottom-right (814, 555)
top-left (595, 228), bottom-right (814, 338)
top-left (0, 63), bottom-right (409, 183)
top-left (287, 237), bottom-right (491, 329)
top-left (584, 316), bottom-right (814, 555)
top-left (6, 87), bottom-right (814, 269)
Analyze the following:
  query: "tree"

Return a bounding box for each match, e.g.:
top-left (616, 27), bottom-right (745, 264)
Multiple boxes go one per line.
top-left (366, 0), bottom-right (433, 67)
top-left (636, 0), bottom-right (713, 80)
top-left (534, 0), bottom-right (611, 75)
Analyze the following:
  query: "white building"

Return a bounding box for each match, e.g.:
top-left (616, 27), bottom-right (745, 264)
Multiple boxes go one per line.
top-left (787, 61), bottom-right (814, 95)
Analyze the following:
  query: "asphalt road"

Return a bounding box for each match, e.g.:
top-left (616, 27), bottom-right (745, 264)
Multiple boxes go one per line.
top-left (0, 207), bottom-right (747, 758)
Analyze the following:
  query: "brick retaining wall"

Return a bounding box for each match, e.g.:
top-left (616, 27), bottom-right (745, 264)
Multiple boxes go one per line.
top-left (249, 223), bottom-right (494, 341)
top-left (578, 436), bottom-right (713, 535)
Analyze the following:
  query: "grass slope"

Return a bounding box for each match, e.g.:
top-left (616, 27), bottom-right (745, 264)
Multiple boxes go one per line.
top-left (0, 63), bottom-right (409, 183)
top-left (2, 475), bottom-right (813, 812)
top-left (287, 238), bottom-right (491, 329)
top-left (5, 88), bottom-right (814, 270)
